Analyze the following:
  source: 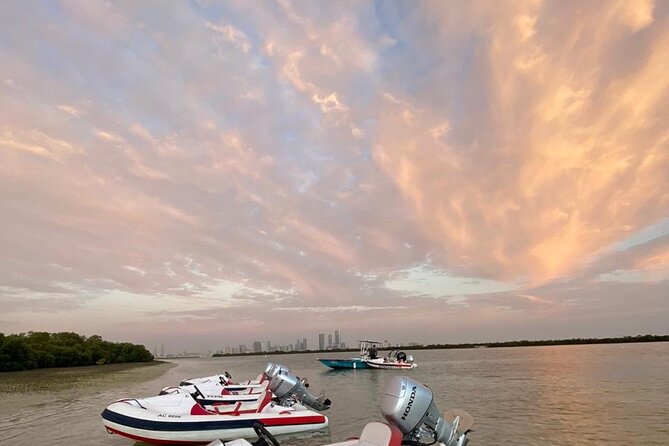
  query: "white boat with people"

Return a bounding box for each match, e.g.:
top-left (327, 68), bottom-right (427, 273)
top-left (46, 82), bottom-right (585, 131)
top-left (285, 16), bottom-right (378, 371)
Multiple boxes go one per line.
top-left (365, 349), bottom-right (417, 369)
top-left (101, 363), bottom-right (330, 444)
top-left (207, 375), bottom-right (473, 446)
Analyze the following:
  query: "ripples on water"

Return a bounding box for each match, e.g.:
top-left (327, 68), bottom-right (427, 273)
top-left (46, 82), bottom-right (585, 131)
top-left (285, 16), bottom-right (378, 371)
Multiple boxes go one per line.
top-left (0, 343), bottom-right (667, 445)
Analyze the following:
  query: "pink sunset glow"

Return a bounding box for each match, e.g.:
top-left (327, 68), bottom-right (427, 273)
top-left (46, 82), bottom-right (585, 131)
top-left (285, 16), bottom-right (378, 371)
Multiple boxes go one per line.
top-left (0, 1), bottom-right (667, 353)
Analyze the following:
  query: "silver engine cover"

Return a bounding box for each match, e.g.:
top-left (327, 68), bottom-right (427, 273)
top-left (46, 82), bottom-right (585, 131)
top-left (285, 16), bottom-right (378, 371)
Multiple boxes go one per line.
top-left (268, 368), bottom-right (331, 411)
top-left (381, 376), bottom-right (434, 433)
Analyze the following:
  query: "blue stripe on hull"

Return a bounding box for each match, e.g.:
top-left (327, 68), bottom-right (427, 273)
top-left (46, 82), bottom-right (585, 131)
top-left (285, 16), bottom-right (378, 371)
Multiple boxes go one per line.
top-left (102, 409), bottom-right (325, 433)
top-left (102, 409), bottom-right (261, 432)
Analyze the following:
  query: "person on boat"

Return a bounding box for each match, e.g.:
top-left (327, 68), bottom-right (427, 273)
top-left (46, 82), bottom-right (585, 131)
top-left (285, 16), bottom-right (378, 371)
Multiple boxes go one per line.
top-left (369, 345), bottom-right (378, 360)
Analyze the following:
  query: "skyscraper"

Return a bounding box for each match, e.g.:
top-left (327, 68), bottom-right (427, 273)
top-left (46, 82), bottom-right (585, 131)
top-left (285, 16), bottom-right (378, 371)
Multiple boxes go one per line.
top-left (328, 334), bottom-right (333, 348)
top-left (319, 333), bottom-right (325, 350)
top-left (334, 330), bottom-right (341, 349)
top-left (303, 338), bottom-right (307, 351)
top-left (253, 341), bottom-right (262, 353)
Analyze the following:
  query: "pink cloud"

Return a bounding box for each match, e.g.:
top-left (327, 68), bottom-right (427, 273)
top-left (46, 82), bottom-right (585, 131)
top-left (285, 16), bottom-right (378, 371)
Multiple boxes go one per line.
top-left (0, 1), bottom-right (666, 348)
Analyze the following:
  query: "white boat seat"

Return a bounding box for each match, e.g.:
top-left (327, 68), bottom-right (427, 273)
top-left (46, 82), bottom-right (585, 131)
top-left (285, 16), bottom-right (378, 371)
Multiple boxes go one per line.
top-left (354, 422), bottom-right (403, 446)
top-left (192, 391), bottom-right (274, 416)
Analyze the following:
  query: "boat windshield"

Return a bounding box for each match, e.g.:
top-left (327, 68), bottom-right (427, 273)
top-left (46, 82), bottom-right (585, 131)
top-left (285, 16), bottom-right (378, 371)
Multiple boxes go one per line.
top-left (358, 340), bottom-right (382, 358)
top-left (386, 349), bottom-right (399, 358)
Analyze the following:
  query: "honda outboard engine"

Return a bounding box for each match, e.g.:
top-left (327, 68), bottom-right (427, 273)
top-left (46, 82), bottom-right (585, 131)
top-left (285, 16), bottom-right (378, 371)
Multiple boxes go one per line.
top-left (264, 362), bottom-right (277, 376)
top-left (381, 376), bottom-right (473, 446)
top-left (264, 362), bottom-right (290, 379)
top-left (268, 368), bottom-right (331, 411)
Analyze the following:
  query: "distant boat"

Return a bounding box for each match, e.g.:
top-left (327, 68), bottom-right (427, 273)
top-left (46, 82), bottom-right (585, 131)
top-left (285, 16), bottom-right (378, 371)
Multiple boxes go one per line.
top-left (318, 358), bottom-right (369, 369)
top-left (317, 340), bottom-right (382, 369)
top-left (365, 349), bottom-right (417, 369)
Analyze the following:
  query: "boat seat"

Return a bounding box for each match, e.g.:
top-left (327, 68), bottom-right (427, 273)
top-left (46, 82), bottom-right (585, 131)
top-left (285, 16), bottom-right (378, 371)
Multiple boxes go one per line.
top-left (217, 402), bottom-right (243, 414)
top-left (231, 391), bottom-right (273, 415)
top-left (242, 381), bottom-right (269, 394)
top-left (356, 422), bottom-right (403, 446)
top-left (190, 401), bottom-right (218, 415)
top-left (202, 391), bottom-right (274, 416)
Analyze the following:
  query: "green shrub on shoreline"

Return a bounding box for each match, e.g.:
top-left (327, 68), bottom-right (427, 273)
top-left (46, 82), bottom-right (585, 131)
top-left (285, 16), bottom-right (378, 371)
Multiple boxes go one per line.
top-left (0, 332), bottom-right (153, 372)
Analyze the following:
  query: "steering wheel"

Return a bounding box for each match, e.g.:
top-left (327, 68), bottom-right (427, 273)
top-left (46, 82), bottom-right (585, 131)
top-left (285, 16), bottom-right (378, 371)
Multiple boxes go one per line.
top-left (253, 423), bottom-right (280, 446)
top-left (192, 385), bottom-right (204, 399)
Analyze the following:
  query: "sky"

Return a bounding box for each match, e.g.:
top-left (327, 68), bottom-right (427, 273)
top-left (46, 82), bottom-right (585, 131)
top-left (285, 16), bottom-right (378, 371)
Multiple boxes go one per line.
top-left (1, 0), bottom-right (667, 353)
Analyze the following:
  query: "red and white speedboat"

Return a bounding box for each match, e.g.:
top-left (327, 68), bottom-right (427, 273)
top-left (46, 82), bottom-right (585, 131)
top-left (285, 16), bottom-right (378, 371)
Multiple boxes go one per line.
top-left (102, 363), bottom-right (331, 444)
top-left (160, 363), bottom-right (331, 411)
top-left (101, 391), bottom-right (328, 444)
top-left (159, 381), bottom-right (271, 404)
top-left (179, 370), bottom-right (270, 389)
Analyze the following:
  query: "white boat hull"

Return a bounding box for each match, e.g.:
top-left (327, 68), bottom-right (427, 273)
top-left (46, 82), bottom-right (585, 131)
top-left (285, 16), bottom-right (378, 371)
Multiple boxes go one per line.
top-left (103, 416), bottom-right (328, 444)
top-left (365, 359), bottom-right (417, 369)
top-left (101, 393), bottom-right (328, 444)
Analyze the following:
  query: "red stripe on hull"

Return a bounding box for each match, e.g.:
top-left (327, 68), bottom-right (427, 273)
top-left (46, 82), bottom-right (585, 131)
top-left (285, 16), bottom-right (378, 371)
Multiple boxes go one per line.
top-left (258, 415), bottom-right (326, 426)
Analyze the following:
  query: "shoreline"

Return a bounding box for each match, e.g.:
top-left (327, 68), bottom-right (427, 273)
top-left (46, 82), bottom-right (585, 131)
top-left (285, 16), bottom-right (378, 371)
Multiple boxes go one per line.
top-left (211, 334), bottom-right (669, 358)
top-left (0, 359), bottom-right (176, 417)
top-left (0, 360), bottom-right (174, 394)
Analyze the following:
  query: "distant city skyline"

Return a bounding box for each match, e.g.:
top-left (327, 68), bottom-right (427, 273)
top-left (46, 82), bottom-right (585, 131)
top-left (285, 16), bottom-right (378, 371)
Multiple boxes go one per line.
top-left (1, 2), bottom-right (667, 353)
top-left (155, 329), bottom-right (404, 357)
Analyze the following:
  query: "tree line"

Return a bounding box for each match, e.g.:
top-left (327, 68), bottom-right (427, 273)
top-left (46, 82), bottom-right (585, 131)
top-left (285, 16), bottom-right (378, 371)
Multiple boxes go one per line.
top-left (419, 334), bottom-right (669, 350)
top-left (0, 332), bottom-right (154, 372)
top-left (213, 334), bottom-right (669, 358)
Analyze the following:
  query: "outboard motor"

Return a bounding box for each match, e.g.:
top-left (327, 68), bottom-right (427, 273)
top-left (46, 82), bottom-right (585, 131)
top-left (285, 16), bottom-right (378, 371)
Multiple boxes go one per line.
top-left (264, 363), bottom-right (290, 381)
top-left (264, 362), bottom-right (277, 376)
top-left (268, 368), bottom-right (331, 411)
top-left (381, 376), bottom-right (473, 446)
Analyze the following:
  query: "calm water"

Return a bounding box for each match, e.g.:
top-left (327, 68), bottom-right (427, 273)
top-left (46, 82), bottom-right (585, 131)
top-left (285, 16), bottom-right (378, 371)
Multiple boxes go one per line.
top-left (0, 343), bottom-right (667, 445)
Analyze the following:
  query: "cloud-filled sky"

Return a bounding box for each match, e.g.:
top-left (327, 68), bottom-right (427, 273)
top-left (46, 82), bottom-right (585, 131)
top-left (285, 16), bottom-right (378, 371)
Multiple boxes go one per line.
top-left (1, 0), bottom-right (667, 353)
